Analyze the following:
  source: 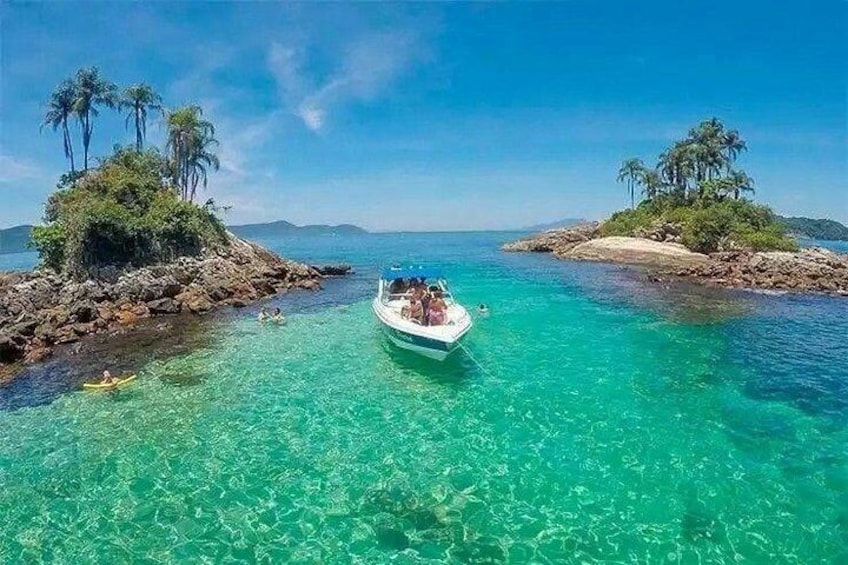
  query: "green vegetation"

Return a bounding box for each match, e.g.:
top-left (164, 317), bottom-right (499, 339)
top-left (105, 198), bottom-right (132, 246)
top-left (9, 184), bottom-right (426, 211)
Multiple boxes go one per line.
top-left (32, 148), bottom-right (227, 276)
top-left (165, 105), bottom-right (220, 203)
top-left (779, 217), bottom-right (848, 241)
top-left (34, 68), bottom-right (227, 277)
top-left (610, 118), bottom-right (797, 253)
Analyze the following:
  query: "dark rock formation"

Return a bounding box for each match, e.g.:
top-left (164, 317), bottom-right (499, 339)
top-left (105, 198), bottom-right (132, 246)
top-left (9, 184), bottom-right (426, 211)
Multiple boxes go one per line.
top-left (0, 234), bottom-right (333, 367)
top-left (670, 248), bottom-right (848, 295)
top-left (502, 222), bottom-right (601, 254)
top-left (312, 264), bottom-right (353, 276)
top-left (504, 225), bottom-right (848, 296)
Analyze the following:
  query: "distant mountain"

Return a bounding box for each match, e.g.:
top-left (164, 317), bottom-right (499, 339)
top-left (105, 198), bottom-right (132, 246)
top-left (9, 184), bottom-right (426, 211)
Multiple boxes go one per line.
top-left (230, 220), bottom-right (367, 239)
top-left (0, 225), bottom-right (33, 255)
top-left (779, 216), bottom-right (848, 241)
top-left (523, 218), bottom-right (586, 232)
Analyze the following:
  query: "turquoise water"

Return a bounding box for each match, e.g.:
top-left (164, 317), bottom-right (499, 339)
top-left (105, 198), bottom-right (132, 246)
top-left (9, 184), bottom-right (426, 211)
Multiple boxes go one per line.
top-left (1, 232), bottom-right (847, 563)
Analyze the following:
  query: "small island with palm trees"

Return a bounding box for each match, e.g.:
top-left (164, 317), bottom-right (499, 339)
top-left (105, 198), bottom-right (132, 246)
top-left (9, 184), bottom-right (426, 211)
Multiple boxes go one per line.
top-left (505, 118), bottom-right (848, 295)
top-left (0, 67), bottom-right (339, 372)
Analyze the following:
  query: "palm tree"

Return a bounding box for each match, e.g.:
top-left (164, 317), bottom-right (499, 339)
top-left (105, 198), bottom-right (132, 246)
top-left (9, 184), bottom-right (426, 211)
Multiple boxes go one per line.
top-left (617, 158), bottom-right (645, 209)
top-left (727, 170), bottom-right (755, 200)
top-left (41, 79), bottom-right (78, 173)
top-left (165, 105), bottom-right (220, 202)
top-left (687, 118), bottom-right (727, 181)
top-left (120, 84), bottom-right (163, 151)
top-left (642, 170), bottom-right (663, 200)
top-left (721, 128), bottom-right (747, 172)
top-left (73, 67), bottom-right (118, 170)
top-left (658, 144), bottom-right (694, 198)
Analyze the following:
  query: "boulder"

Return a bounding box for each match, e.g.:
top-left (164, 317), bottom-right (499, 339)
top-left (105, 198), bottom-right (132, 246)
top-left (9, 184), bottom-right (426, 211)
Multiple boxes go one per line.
top-left (71, 300), bottom-right (98, 323)
top-left (564, 237), bottom-right (710, 269)
top-left (313, 264), bottom-right (353, 276)
top-left (176, 289), bottom-right (214, 314)
top-left (146, 298), bottom-right (180, 314)
top-left (0, 332), bottom-right (26, 363)
top-left (503, 223), bottom-right (601, 253)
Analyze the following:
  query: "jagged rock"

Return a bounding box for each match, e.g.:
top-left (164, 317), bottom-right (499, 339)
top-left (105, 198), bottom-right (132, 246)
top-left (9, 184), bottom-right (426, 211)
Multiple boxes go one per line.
top-left (146, 298), bottom-right (180, 314)
top-left (0, 234), bottom-right (344, 371)
top-left (313, 264), bottom-right (353, 276)
top-left (71, 301), bottom-right (98, 323)
top-left (97, 304), bottom-right (116, 322)
top-left (0, 332), bottom-right (26, 363)
top-left (115, 310), bottom-right (138, 326)
top-left (10, 319), bottom-right (38, 337)
top-left (505, 224), bottom-right (848, 296)
top-left (176, 288), bottom-right (213, 314)
top-left (671, 248), bottom-right (848, 293)
top-left (24, 346), bottom-right (51, 364)
top-left (502, 223), bottom-right (601, 253)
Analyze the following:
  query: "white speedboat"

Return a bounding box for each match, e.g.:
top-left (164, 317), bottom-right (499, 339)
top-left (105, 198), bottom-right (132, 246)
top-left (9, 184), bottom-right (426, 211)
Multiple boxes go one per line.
top-left (372, 266), bottom-right (473, 361)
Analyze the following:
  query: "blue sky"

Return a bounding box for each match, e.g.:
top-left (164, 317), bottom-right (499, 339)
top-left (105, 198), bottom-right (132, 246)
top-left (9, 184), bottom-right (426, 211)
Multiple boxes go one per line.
top-left (0, 1), bottom-right (845, 230)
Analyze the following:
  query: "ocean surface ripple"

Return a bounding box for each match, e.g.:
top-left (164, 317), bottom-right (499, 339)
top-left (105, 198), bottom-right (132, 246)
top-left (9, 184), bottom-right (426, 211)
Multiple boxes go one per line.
top-left (1, 232), bottom-right (846, 563)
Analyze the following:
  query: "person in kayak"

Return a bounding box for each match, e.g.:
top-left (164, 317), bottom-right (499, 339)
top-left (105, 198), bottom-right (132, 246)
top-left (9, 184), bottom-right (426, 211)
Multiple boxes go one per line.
top-left (100, 370), bottom-right (118, 385)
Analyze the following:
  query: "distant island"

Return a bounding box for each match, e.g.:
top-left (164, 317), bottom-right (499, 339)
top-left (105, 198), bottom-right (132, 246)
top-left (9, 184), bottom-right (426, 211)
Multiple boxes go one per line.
top-left (0, 220), bottom-right (368, 255)
top-left (522, 218), bottom-right (586, 232)
top-left (779, 217), bottom-right (848, 241)
top-left (229, 220), bottom-right (367, 239)
top-left (504, 117), bottom-right (848, 296)
top-left (0, 225), bottom-right (33, 255)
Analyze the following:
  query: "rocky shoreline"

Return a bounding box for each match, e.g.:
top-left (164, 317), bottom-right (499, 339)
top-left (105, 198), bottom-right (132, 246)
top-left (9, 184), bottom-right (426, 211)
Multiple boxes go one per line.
top-left (0, 234), bottom-right (351, 370)
top-left (504, 224), bottom-right (848, 296)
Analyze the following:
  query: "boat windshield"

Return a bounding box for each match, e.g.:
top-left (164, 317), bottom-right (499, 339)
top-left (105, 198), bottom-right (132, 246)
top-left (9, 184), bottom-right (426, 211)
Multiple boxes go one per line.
top-left (382, 277), bottom-right (453, 302)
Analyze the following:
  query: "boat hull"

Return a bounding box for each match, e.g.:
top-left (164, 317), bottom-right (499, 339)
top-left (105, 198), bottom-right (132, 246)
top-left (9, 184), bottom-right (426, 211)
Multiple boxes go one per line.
top-left (372, 298), bottom-right (470, 361)
top-left (380, 324), bottom-right (460, 361)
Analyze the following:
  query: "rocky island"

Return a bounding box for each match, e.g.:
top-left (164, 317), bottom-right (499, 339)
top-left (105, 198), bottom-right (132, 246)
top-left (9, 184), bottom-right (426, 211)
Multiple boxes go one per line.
top-left (505, 223), bottom-right (848, 296)
top-left (0, 91), bottom-right (352, 374)
top-left (505, 118), bottom-right (848, 296)
top-left (0, 234), bottom-right (353, 368)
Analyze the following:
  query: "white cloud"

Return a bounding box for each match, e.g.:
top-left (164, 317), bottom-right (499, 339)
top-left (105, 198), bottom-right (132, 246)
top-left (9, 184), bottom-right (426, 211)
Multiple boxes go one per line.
top-left (0, 154), bottom-right (46, 184)
top-left (268, 31), bottom-right (425, 132)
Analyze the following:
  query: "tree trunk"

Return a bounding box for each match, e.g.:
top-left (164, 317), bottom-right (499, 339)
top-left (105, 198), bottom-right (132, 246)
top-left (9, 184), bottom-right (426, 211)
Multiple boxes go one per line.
top-left (83, 113), bottom-right (90, 170)
top-left (63, 120), bottom-right (75, 173)
top-left (136, 108), bottom-right (143, 151)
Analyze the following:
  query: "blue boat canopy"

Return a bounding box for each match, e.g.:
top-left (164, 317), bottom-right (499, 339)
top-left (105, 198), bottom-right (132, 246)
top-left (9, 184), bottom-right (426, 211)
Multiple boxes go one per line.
top-left (381, 265), bottom-right (444, 280)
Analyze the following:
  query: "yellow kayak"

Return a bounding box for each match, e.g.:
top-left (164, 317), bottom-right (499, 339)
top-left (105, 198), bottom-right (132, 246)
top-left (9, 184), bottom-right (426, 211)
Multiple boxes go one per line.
top-left (83, 374), bottom-right (137, 390)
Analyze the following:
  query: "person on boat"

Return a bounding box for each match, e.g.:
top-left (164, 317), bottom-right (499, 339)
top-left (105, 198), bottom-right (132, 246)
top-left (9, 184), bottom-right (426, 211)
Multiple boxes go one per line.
top-left (389, 278), bottom-right (406, 295)
top-left (406, 297), bottom-right (425, 324)
top-left (420, 286), bottom-right (432, 326)
top-left (258, 307), bottom-right (269, 323)
top-left (428, 293), bottom-right (447, 326)
top-left (100, 370), bottom-right (118, 386)
top-left (271, 307), bottom-right (285, 325)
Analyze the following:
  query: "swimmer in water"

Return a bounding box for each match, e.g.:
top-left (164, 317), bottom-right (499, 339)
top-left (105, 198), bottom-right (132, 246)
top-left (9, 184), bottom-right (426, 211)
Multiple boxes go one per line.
top-left (258, 307), bottom-right (269, 323)
top-left (271, 307), bottom-right (285, 325)
top-left (478, 304), bottom-right (489, 316)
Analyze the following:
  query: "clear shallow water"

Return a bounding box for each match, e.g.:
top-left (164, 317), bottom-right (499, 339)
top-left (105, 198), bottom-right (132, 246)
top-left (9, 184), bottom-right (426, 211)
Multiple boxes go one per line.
top-left (1, 232), bottom-right (847, 563)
